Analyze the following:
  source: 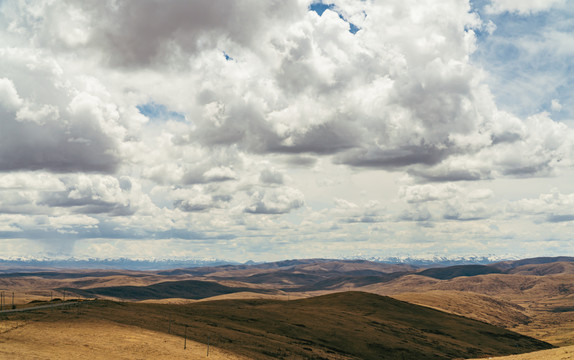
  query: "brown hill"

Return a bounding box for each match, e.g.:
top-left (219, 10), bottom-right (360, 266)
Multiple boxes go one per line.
top-left (416, 264), bottom-right (502, 279)
top-left (58, 280), bottom-right (274, 301)
top-left (27, 291), bottom-right (551, 360)
top-left (392, 290), bottom-right (530, 328)
top-left (468, 345), bottom-right (574, 360)
top-left (0, 318), bottom-right (245, 360)
top-left (507, 262), bottom-right (574, 276)
top-left (362, 273), bottom-right (574, 302)
top-left (360, 273), bottom-right (574, 347)
top-left (492, 257), bottom-right (574, 272)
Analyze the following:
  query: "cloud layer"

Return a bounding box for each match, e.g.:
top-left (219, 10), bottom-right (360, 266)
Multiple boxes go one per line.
top-left (0, 0), bottom-right (573, 261)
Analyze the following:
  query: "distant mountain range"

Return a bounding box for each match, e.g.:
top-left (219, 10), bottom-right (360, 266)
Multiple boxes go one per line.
top-left (0, 257), bottom-right (237, 271)
top-left (0, 254), bottom-right (521, 270)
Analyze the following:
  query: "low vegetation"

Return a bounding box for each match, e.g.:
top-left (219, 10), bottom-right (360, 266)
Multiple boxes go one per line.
top-left (66, 292), bottom-right (552, 360)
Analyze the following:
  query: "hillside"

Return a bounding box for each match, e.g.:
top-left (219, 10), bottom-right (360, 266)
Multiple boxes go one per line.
top-left (469, 345), bottom-right (574, 360)
top-left (417, 264), bottom-right (502, 280)
top-left (58, 291), bottom-right (553, 360)
top-left (0, 318), bottom-right (245, 360)
top-left (392, 290), bottom-right (530, 328)
top-left (58, 280), bottom-right (273, 301)
top-left (492, 257), bottom-right (574, 272)
top-left (506, 262), bottom-right (574, 276)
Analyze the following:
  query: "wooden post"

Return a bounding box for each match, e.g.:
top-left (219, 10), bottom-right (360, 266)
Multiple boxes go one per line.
top-left (207, 334), bottom-right (210, 357)
top-left (12, 292), bottom-right (15, 309)
top-left (184, 325), bottom-right (188, 349)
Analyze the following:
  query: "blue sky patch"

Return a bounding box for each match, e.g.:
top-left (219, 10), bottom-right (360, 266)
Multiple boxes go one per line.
top-left (469, 1), bottom-right (574, 123)
top-left (137, 102), bottom-right (186, 121)
top-left (309, 2), bottom-right (360, 34)
top-left (309, 3), bottom-right (334, 16)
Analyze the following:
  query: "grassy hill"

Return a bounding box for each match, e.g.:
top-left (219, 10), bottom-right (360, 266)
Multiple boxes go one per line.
top-left (58, 280), bottom-right (272, 300)
top-left (417, 265), bottom-right (502, 280)
top-left (72, 291), bottom-right (552, 360)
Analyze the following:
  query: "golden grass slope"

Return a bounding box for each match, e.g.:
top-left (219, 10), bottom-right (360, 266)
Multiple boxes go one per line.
top-left (468, 345), bottom-right (574, 360)
top-left (361, 273), bottom-right (574, 302)
top-left (0, 319), bottom-right (247, 360)
top-left (392, 290), bottom-right (530, 328)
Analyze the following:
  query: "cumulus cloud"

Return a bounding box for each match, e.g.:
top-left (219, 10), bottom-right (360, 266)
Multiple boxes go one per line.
top-left (506, 190), bottom-right (574, 223)
top-left (259, 168), bottom-right (284, 185)
top-left (328, 198), bottom-right (387, 224)
top-left (0, 49), bottom-right (123, 173)
top-left (39, 175), bottom-right (140, 216)
top-left (244, 187), bottom-right (305, 215)
top-left (0, 0), bottom-right (573, 260)
top-left (399, 183), bottom-right (459, 203)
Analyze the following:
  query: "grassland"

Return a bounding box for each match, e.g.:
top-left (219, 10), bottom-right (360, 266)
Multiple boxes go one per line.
top-left (1, 292), bottom-right (553, 360)
top-left (1, 257), bottom-right (572, 359)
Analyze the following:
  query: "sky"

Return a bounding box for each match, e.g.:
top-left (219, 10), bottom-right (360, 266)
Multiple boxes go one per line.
top-left (0, 0), bottom-right (573, 262)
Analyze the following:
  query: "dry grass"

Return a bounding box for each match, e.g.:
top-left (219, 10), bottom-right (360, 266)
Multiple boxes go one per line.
top-left (468, 345), bottom-right (574, 359)
top-left (392, 290), bottom-right (530, 328)
top-left (0, 318), bottom-right (246, 360)
top-left (2, 259), bottom-right (573, 358)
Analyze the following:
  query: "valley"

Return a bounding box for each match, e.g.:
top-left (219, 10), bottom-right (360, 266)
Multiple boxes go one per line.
top-left (1, 256), bottom-right (573, 359)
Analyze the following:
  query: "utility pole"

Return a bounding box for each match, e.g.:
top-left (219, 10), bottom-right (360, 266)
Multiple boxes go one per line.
top-left (184, 325), bottom-right (188, 350)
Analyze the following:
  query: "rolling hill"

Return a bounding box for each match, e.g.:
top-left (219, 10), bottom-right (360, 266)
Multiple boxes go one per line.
top-left (54, 291), bottom-right (553, 360)
top-left (58, 280), bottom-right (274, 301)
top-left (416, 264), bottom-right (502, 280)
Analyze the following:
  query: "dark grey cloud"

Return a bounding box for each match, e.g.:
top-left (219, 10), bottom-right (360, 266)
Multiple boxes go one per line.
top-left (0, 53), bottom-right (122, 174)
top-left (191, 101), bottom-right (281, 153)
top-left (501, 163), bottom-right (552, 177)
top-left (443, 213), bottom-right (484, 221)
top-left (72, 0), bottom-right (303, 68)
top-left (269, 120), bottom-right (360, 155)
top-left (259, 169), bottom-right (284, 185)
top-left (284, 156), bottom-right (317, 167)
top-left (37, 176), bottom-right (136, 216)
top-left (173, 200), bottom-right (211, 213)
top-left (546, 214), bottom-right (574, 223)
top-left (342, 216), bottom-right (383, 224)
top-left (182, 167), bottom-right (236, 185)
top-left (491, 131), bottom-right (522, 145)
top-left (174, 194), bottom-right (232, 213)
top-left (0, 116), bottom-right (120, 173)
top-left (244, 202), bottom-right (291, 215)
top-left (408, 168), bottom-right (490, 182)
top-left (191, 101), bottom-right (360, 156)
top-left (40, 191), bottom-right (132, 215)
top-left (398, 208), bottom-right (432, 222)
top-left (337, 144), bottom-right (449, 169)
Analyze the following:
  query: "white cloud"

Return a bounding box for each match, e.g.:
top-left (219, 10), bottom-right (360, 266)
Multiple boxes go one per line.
top-left (0, 77), bottom-right (23, 110)
top-left (399, 183), bottom-right (459, 203)
top-left (0, 0), bottom-right (572, 260)
top-left (244, 187), bottom-right (305, 215)
top-left (551, 99), bottom-right (562, 112)
top-left (485, 0), bottom-right (565, 15)
top-left (506, 189), bottom-right (574, 223)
